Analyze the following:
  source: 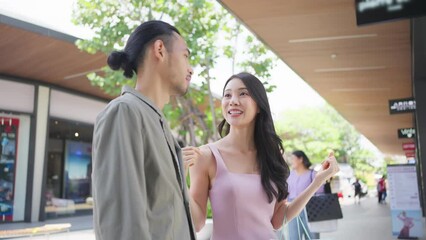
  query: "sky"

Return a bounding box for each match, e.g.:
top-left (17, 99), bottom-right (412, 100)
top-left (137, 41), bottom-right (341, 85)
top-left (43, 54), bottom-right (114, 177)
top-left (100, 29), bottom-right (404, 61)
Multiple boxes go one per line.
top-left (0, 0), bottom-right (382, 156)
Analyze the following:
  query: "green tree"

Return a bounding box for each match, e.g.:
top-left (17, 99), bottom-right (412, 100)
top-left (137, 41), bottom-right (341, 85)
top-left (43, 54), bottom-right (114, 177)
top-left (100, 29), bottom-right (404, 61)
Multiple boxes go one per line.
top-left (276, 104), bottom-right (377, 175)
top-left (73, 1), bottom-right (279, 219)
top-left (72, 0), bottom-right (277, 145)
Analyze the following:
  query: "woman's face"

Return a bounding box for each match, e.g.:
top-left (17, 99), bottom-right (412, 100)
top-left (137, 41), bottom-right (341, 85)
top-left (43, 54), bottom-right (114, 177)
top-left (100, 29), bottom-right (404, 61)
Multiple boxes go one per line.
top-left (290, 154), bottom-right (303, 169)
top-left (222, 78), bottom-right (259, 129)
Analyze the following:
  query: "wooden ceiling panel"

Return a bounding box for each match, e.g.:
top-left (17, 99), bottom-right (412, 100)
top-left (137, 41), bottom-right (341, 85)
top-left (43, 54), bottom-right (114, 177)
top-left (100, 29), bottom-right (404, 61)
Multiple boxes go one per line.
top-left (0, 23), bottom-right (111, 100)
top-left (220, 0), bottom-right (413, 155)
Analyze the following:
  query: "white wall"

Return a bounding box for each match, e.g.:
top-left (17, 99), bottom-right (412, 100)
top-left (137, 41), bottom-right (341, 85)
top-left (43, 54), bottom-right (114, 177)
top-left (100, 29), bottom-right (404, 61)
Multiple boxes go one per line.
top-left (0, 79), bottom-right (34, 113)
top-left (50, 90), bottom-right (107, 124)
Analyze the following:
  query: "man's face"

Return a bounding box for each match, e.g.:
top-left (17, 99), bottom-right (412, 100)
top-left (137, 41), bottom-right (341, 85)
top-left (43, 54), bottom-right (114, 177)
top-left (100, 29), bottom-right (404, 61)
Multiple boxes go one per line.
top-left (164, 32), bottom-right (193, 96)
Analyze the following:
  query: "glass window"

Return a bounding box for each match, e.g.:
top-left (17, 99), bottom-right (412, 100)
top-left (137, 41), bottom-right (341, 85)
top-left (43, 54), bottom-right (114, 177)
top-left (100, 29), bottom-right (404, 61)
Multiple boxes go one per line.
top-left (45, 118), bottom-right (94, 219)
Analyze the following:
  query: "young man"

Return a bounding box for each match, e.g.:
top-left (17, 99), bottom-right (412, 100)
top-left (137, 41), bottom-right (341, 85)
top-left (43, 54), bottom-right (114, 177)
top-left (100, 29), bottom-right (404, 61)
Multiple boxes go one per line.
top-left (92, 20), bottom-right (195, 240)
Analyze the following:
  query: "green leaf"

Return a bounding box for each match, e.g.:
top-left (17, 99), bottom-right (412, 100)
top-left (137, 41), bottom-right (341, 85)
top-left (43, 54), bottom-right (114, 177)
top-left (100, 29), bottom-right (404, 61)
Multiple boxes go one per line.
top-left (73, 0), bottom-right (278, 146)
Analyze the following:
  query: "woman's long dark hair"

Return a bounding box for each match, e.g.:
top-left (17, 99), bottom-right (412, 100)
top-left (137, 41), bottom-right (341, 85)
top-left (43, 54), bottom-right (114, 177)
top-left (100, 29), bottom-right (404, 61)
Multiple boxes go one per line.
top-left (292, 150), bottom-right (312, 169)
top-left (218, 72), bottom-right (290, 203)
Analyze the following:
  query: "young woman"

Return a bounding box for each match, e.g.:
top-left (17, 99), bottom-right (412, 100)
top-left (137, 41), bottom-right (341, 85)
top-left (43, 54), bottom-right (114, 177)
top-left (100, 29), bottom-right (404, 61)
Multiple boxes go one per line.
top-left (287, 150), bottom-right (324, 239)
top-left (182, 72), bottom-right (338, 240)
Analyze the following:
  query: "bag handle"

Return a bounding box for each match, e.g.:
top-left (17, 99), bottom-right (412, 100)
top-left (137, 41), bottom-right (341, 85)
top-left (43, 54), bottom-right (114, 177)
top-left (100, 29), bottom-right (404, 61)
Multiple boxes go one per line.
top-left (297, 213), bottom-right (312, 240)
top-left (282, 203), bottom-right (288, 226)
top-left (277, 204), bottom-right (289, 240)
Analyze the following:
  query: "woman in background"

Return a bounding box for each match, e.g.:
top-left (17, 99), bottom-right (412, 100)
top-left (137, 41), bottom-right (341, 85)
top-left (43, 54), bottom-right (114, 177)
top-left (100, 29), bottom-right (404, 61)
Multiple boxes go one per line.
top-left (287, 150), bottom-right (324, 240)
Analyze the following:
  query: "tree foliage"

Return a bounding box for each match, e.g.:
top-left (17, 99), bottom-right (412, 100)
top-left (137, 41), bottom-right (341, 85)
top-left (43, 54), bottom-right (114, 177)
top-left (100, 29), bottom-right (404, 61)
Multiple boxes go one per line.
top-left (72, 0), bottom-right (277, 145)
top-left (276, 104), bottom-right (377, 175)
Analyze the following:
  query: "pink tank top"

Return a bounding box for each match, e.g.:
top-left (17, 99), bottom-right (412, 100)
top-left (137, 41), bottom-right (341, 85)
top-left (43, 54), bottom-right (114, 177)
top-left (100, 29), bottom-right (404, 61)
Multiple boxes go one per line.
top-left (208, 144), bottom-right (277, 240)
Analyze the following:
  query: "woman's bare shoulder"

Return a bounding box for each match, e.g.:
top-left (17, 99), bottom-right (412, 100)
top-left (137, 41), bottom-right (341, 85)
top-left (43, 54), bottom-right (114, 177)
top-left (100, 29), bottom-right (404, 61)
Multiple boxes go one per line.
top-left (198, 144), bottom-right (214, 164)
top-left (199, 140), bottom-right (224, 159)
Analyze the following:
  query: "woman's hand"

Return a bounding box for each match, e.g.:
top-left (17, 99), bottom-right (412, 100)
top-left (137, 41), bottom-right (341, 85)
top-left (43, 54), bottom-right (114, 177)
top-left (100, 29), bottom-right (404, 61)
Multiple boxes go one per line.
top-left (182, 146), bottom-right (202, 177)
top-left (315, 151), bottom-right (340, 184)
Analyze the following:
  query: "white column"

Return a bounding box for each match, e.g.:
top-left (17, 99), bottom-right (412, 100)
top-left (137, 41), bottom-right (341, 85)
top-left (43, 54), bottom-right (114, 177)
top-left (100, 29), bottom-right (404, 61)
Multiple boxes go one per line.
top-left (31, 86), bottom-right (50, 222)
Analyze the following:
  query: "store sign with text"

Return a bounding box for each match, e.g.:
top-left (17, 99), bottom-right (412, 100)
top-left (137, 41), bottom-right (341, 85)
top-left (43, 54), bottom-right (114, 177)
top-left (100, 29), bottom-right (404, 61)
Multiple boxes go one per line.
top-left (402, 142), bottom-right (416, 151)
top-left (389, 98), bottom-right (416, 114)
top-left (355, 0), bottom-right (426, 26)
top-left (398, 128), bottom-right (416, 139)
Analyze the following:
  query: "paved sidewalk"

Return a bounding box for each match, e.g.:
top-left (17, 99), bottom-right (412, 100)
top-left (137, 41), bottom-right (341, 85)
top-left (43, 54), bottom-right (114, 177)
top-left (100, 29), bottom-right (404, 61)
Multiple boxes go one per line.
top-left (1, 215), bottom-right (93, 232)
top-left (0, 215), bottom-right (212, 240)
top-left (322, 196), bottom-right (426, 240)
top-left (1, 197), bottom-right (425, 239)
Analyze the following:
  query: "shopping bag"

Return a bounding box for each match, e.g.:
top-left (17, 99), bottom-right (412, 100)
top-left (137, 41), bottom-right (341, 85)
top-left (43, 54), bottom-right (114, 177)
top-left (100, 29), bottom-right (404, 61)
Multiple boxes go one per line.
top-left (308, 219), bottom-right (338, 232)
top-left (277, 212), bottom-right (318, 240)
top-left (306, 193), bottom-right (343, 222)
top-left (276, 204), bottom-right (289, 240)
top-left (276, 222), bottom-right (289, 240)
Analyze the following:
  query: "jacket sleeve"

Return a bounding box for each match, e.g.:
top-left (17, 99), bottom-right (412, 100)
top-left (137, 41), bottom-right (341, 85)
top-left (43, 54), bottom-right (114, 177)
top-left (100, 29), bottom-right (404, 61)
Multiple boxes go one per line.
top-left (92, 102), bottom-right (151, 240)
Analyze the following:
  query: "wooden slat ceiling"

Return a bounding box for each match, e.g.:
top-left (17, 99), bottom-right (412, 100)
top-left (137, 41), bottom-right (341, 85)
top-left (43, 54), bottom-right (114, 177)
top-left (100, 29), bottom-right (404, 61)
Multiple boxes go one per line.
top-left (0, 21), bottom-right (111, 100)
top-left (0, 15), bottom-right (219, 124)
top-left (219, 0), bottom-right (413, 155)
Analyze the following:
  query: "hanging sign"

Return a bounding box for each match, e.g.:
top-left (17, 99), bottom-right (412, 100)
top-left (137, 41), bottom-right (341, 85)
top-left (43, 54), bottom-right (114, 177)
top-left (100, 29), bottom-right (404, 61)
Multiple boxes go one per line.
top-left (355, 0), bottom-right (426, 26)
top-left (389, 98), bottom-right (416, 114)
top-left (402, 143), bottom-right (416, 151)
top-left (398, 128), bottom-right (416, 139)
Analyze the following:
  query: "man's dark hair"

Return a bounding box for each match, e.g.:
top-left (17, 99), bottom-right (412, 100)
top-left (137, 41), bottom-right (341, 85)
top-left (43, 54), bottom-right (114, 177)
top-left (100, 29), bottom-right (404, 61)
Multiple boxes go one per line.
top-left (107, 20), bottom-right (180, 78)
top-left (218, 72), bottom-right (290, 203)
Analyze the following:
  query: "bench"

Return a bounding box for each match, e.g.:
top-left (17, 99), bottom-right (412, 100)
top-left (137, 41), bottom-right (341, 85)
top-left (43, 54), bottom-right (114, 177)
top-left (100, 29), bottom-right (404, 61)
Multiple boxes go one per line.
top-left (0, 223), bottom-right (71, 239)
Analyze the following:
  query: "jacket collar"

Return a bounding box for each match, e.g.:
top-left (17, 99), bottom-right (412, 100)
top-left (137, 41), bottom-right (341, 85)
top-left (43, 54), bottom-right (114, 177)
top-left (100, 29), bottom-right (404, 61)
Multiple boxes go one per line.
top-left (121, 85), bottom-right (165, 119)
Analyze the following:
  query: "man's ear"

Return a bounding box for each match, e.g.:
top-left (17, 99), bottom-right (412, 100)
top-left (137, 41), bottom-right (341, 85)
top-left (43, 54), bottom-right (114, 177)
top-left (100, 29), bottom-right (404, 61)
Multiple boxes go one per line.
top-left (153, 39), bottom-right (166, 61)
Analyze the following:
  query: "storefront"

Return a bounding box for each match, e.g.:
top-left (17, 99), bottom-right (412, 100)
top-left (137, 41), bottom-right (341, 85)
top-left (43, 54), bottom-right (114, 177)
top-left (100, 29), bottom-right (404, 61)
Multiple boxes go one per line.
top-left (0, 78), bottom-right (107, 223)
top-left (0, 79), bottom-right (34, 223)
top-left (45, 118), bottom-right (94, 219)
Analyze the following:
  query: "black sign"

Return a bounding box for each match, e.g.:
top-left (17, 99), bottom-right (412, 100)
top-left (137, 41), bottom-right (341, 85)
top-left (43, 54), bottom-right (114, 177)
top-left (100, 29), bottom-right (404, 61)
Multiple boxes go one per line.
top-left (389, 98), bottom-right (416, 114)
top-left (398, 128), bottom-right (416, 139)
top-left (355, 0), bottom-right (426, 26)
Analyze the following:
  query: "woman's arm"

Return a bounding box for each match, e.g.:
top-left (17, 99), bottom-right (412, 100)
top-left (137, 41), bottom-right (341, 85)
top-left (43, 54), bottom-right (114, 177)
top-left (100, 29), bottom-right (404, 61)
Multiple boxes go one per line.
top-left (271, 152), bottom-right (339, 229)
top-left (183, 146), bottom-right (213, 232)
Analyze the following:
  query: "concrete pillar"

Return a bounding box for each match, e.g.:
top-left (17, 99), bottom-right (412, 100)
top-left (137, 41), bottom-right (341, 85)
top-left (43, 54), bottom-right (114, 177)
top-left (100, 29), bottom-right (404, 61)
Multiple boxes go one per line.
top-left (412, 16), bottom-right (426, 216)
top-left (30, 86), bottom-right (50, 222)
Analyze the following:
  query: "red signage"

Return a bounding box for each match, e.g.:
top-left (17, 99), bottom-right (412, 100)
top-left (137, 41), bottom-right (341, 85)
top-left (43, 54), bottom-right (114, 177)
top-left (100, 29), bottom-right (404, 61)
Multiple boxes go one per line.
top-left (402, 143), bottom-right (416, 151)
top-left (405, 152), bottom-right (416, 158)
top-left (0, 117), bottom-right (20, 222)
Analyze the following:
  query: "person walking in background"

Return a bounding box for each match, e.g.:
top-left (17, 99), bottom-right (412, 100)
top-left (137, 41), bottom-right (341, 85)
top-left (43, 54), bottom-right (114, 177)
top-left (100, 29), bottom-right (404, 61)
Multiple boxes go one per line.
top-left (352, 178), bottom-right (362, 204)
top-left (287, 150), bottom-right (324, 240)
top-left (182, 72), bottom-right (339, 240)
top-left (92, 20), bottom-right (195, 240)
top-left (378, 175), bottom-right (387, 204)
